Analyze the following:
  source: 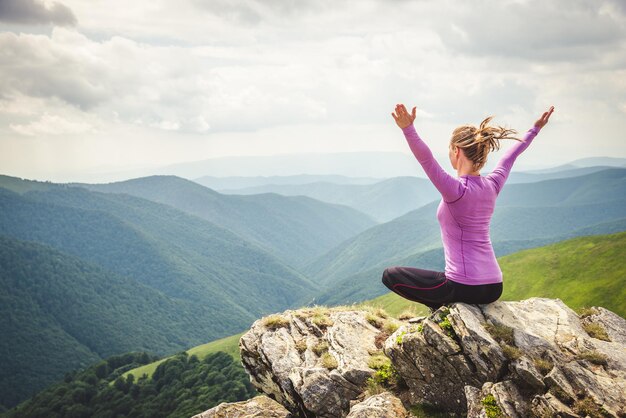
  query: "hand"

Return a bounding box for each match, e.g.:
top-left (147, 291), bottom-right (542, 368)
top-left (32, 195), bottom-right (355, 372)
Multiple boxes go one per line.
top-left (391, 104), bottom-right (417, 129)
top-left (534, 106), bottom-right (554, 129)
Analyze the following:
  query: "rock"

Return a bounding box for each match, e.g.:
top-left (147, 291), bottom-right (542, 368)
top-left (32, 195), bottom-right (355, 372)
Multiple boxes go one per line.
top-left (191, 395), bottom-right (292, 418)
top-left (345, 392), bottom-right (408, 418)
top-left (239, 307), bottom-right (396, 418)
top-left (384, 298), bottom-right (626, 417)
top-left (211, 298), bottom-right (625, 418)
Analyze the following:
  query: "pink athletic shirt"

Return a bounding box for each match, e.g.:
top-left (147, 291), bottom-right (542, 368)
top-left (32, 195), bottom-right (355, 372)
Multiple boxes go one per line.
top-left (401, 123), bottom-right (541, 285)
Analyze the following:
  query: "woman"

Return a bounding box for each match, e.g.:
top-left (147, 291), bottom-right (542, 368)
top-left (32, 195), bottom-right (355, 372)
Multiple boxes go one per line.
top-left (382, 104), bottom-right (554, 311)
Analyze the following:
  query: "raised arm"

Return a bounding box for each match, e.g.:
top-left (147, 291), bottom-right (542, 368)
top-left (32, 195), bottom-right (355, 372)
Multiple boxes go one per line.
top-left (392, 104), bottom-right (463, 202)
top-left (488, 106), bottom-right (554, 194)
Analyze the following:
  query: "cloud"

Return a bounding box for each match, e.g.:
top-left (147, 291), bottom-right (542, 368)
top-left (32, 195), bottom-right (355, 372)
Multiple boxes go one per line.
top-left (435, 0), bottom-right (626, 65)
top-left (0, 0), bottom-right (77, 26)
top-left (10, 112), bottom-right (93, 135)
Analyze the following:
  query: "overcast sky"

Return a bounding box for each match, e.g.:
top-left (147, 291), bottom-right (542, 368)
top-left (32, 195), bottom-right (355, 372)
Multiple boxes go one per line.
top-left (1, 0), bottom-right (625, 182)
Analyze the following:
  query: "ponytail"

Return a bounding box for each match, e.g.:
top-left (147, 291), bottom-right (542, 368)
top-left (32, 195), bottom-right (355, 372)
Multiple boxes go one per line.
top-left (451, 116), bottom-right (519, 171)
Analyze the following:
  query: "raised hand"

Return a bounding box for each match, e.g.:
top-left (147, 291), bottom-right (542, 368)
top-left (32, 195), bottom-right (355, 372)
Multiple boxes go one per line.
top-left (534, 106), bottom-right (554, 129)
top-left (392, 104), bottom-right (417, 129)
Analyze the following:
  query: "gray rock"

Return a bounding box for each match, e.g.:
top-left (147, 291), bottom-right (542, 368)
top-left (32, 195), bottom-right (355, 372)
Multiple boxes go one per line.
top-left (191, 395), bottom-right (292, 418)
top-left (239, 307), bottom-right (394, 418)
top-left (384, 298), bottom-right (626, 417)
top-left (345, 392), bottom-right (408, 418)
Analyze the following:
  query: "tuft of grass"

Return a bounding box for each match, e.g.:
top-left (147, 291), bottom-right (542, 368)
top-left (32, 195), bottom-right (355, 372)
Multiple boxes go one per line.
top-left (577, 350), bottom-right (608, 366)
top-left (577, 306), bottom-right (598, 319)
top-left (312, 340), bottom-right (329, 356)
top-left (312, 314), bottom-right (334, 329)
top-left (398, 309), bottom-right (417, 320)
top-left (533, 357), bottom-right (554, 375)
top-left (321, 352), bottom-right (338, 370)
top-left (583, 322), bottom-right (611, 342)
top-left (481, 394), bottom-right (503, 418)
top-left (383, 320), bottom-right (400, 334)
top-left (484, 323), bottom-right (515, 346)
top-left (572, 396), bottom-right (612, 418)
top-left (295, 339), bottom-right (307, 353)
top-left (502, 344), bottom-right (523, 361)
top-left (367, 353), bottom-right (390, 370)
top-left (395, 331), bottom-right (407, 345)
top-left (262, 314), bottom-right (290, 330)
top-left (366, 312), bottom-right (384, 328)
top-left (417, 323), bottom-right (424, 333)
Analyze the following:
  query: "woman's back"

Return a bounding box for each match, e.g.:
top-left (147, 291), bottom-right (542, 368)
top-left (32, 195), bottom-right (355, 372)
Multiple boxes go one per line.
top-left (437, 174), bottom-right (501, 285)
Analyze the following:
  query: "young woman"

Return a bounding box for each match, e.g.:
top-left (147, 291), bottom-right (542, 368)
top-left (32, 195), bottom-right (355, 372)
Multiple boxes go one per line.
top-left (382, 104), bottom-right (554, 311)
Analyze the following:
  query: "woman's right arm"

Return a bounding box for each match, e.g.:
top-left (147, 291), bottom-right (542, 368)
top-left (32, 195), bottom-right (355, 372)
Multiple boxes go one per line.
top-left (488, 106), bottom-right (554, 194)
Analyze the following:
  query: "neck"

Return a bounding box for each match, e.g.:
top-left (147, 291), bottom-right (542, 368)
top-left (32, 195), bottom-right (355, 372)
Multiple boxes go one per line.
top-left (456, 160), bottom-right (480, 177)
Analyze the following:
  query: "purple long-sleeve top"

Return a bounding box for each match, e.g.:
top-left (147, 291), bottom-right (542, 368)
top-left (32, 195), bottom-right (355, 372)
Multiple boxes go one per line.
top-left (401, 123), bottom-right (541, 285)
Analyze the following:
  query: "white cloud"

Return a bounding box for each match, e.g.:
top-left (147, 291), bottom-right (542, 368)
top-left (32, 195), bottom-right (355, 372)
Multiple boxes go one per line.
top-left (10, 112), bottom-right (93, 136)
top-left (0, 0), bottom-right (625, 180)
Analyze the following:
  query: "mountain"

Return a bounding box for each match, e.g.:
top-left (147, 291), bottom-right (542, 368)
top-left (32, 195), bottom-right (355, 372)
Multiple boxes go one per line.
top-left (303, 169), bottom-right (626, 301)
top-left (218, 176), bottom-right (440, 223)
top-left (208, 167), bottom-right (623, 223)
top-left (68, 175), bottom-right (376, 269)
top-left (0, 235), bottom-right (225, 409)
top-left (155, 151), bottom-right (419, 178)
top-left (193, 174), bottom-right (384, 190)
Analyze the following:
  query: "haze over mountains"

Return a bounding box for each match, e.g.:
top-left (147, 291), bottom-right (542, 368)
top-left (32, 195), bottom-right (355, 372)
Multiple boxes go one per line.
top-left (1, 158), bottom-right (625, 411)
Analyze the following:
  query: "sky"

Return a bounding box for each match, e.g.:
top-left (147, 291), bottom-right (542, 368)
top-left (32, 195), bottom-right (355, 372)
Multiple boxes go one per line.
top-left (0, 0), bottom-right (625, 182)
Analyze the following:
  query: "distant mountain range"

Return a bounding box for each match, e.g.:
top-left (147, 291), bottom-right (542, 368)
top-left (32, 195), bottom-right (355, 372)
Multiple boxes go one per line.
top-left (304, 168), bottom-right (626, 305)
top-left (202, 166), bottom-right (623, 222)
top-left (69, 175), bottom-right (376, 269)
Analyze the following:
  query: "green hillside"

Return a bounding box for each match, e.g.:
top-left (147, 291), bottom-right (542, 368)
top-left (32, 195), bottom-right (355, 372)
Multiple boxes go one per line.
top-left (72, 175), bottom-right (376, 268)
top-left (0, 235), bottom-right (221, 409)
top-left (366, 231), bottom-right (626, 319)
top-left (0, 185), bottom-right (321, 407)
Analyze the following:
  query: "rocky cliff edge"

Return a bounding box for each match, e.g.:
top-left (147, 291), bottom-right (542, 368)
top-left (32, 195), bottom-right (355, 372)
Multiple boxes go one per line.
top-left (193, 298), bottom-right (626, 418)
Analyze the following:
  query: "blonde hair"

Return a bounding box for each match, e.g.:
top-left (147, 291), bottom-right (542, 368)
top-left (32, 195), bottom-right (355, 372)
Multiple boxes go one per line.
top-left (450, 116), bottom-right (519, 171)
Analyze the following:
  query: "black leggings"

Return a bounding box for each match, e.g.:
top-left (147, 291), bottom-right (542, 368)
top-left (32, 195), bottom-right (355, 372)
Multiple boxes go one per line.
top-left (381, 266), bottom-right (503, 311)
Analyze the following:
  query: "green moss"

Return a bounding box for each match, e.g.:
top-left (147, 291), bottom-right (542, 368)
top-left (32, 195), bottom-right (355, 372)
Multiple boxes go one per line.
top-left (438, 316), bottom-right (456, 339)
top-left (396, 331), bottom-right (407, 345)
top-left (481, 394), bottom-right (503, 418)
top-left (417, 324), bottom-right (424, 333)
